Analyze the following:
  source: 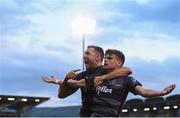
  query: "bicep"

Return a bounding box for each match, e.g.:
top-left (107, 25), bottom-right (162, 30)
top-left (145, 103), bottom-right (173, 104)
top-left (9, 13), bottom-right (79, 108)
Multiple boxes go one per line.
top-left (135, 85), bottom-right (145, 95)
top-left (77, 79), bottom-right (86, 88)
top-left (68, 79), bottom-right (86, 88)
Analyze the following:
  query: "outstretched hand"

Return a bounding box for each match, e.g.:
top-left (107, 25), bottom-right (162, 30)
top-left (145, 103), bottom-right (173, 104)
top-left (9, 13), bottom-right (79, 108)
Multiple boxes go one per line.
top-left (42, 76), bottom-right (59, 84)
top-left (161, 84), bottom-right (176, 95)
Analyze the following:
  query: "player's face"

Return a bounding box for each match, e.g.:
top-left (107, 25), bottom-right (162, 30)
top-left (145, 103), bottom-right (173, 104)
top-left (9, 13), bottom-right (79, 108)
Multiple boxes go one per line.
top-left (103, 54), bottom-right (120, 70)
top-left (84, 48), bottom-right (99, 70)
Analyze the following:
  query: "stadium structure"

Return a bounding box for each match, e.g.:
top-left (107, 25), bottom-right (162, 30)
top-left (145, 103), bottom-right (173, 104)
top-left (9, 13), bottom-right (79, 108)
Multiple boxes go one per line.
top-left (0, 95), bottom-right (50, 117)
top-left (0, 94), bottom-right (179, 117)
top-left (119, 94), bottom-right (180, 117)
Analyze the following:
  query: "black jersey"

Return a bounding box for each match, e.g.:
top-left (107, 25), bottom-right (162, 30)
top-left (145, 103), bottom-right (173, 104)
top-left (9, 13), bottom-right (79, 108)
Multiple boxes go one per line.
top-left (76, 66), bottom-right (105, 117)
top-left (90, 76), bottom-right (142, 117)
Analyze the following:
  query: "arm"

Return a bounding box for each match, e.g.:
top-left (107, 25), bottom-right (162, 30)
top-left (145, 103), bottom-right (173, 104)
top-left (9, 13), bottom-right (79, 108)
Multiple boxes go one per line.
top-left (42, 75), bottom-right (78, 98)
top-left (42, 76), bottom-right (63, 85)
top-left (58, 69), bottom-right (81, 98)
top-left (135, 84), bottom-right (176, 98)
top-left (94, 66), bottom-right (132, 87)
top-left (66, 79), bottom-right (86, 88)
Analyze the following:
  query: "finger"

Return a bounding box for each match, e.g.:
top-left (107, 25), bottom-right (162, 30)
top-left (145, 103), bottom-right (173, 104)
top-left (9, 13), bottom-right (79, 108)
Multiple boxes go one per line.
top-left (166, 86), bottom-right (174, 93)
top-left (42, 77), bottom-right (50, 82)
top-left (68, 72), bottom-right (76, 76)
top-left (68, 75), bottom-right (77, 79)
top-left (171, 84), bottom-right (176, 89)
top-left (167, 85), bottom-right (175, 92)
top-left (66, 71), bottom-right (76, 77)
top-left (66, 73), bottom-right (77, 79)
top-left (51, 76), bottom-right (56, 79)
top-left (42, 77), bottom-right (45, 79)
top-left (70, 73), bottom-right (77, 77)
top-left (170, 86), bottom-right (175, 91)
top-left (72, 69), bottom-right (81, 72)
top-left (42, 77), bottom-right (47, 80)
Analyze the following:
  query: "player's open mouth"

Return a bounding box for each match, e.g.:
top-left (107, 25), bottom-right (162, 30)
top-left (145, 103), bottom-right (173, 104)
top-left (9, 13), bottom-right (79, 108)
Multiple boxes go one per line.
top-left (104, 63), bottom-right (108, 66)
top-left (84, 60), bottom-right (88, 65)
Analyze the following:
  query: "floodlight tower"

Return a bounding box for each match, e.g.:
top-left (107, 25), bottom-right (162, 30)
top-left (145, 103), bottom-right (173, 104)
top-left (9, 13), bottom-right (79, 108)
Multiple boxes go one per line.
top-left (72, 16), bottom-right (96, 71)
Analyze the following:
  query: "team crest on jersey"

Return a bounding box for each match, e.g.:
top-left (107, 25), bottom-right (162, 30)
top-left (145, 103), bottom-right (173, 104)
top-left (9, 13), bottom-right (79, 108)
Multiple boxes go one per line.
top-left (96, 86), bottom-right (112, 94)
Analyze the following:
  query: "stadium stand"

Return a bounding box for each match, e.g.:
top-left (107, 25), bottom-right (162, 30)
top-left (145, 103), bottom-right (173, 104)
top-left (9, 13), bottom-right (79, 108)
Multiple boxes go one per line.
top-left (165, 94), bottom-right (180, 116)
top-left (0, 95), bottom-right (50, 117)
top-left (119, 94), bottom-right (180, 117)
top-left (0, 94), bottom-right (179, 117)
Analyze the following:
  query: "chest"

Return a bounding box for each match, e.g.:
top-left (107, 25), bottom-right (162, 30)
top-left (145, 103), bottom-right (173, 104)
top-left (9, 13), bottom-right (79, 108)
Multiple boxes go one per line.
top-left (96, 79), bottom-right (127, 95)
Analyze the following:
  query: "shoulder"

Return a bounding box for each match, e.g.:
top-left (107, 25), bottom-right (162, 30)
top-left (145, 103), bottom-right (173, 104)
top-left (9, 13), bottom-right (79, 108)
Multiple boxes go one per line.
top-left (96, 66), bottom-right (106, 73)
top-left (114, 76), bottom-right (135, 83)
top-left (76, 71), bottom-right (88, 80)
top-left (115, 75), bottom-right (132, 80)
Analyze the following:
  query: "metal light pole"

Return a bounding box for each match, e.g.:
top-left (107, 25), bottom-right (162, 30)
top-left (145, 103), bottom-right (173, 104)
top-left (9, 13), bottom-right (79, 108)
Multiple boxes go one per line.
top-left (72, 16), bottom-right (96, 71)
top-left (82, 33), bottom-right (85, 71)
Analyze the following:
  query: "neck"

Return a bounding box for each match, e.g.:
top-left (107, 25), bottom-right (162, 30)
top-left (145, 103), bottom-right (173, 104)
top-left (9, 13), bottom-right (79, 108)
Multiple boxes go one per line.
top-left (106, 66), bottom-right (119, 73)
top-left (88, 63), bottom-right (102, 71)
top-left (94, 62), bottom-right (102, 68)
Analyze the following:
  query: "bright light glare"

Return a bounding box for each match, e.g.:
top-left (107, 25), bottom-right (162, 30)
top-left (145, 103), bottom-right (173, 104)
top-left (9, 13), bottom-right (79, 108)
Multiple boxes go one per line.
top-left (35, 99), bottom-right (40, 102)
top-left (164, 106), bottom-right (170, 110)
top-left (173, 105), bottom-right (178, 109)
top-left (144, 108), bottom-right (150, 111)
top-left (72, 16), bottom-right (96, 35)
top-left (122, 109), bottom-right (128, 112)
top-left (8, 98), bottom-right (15, 101)
top-left (21, 98), bottom-right (27, 102)
top-left (133, 108), bottom-right (137, 112)
top-left (153, 107), bottom-right (157, 110)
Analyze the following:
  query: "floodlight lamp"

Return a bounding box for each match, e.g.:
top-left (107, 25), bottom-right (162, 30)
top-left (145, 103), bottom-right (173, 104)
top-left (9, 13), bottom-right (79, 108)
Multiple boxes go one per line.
top-left (21, 98), bottom-right (28, 102)
top-left (8, 97), bottom-right (15, 101)
top-left (35, 99), bottom-right (40, 102)
top-left (133, 108), bottom-right (137, 112)
top-left (173, 105), bottom-right (178, 109)
top-left (72, 16), bottom-right (96, 35)
top-left (153, 107), bottom-right (157, 110)
top-left (144, 108), bottom-right (150, 111)
top-left (164, 106), bottom-right (170, 110)
top-left (122, 109), bottom-right (128, 112)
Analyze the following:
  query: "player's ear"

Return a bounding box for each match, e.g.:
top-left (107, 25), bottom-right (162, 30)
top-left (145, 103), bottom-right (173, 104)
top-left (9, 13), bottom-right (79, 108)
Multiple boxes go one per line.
top-left (95, 53), bottom-right (100, 61)
top-left (96, 55), bottom-right (101, 62)
top-left (118, 60), bottom-right (123, 66)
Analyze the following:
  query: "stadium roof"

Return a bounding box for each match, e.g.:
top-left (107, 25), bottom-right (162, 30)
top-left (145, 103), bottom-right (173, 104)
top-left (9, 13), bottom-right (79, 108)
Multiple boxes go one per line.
top-left (0, 95), bottom-right (50, 114)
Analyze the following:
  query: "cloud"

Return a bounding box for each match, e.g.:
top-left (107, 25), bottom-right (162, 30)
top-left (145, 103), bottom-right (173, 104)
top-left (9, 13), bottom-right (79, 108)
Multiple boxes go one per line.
top-left (0, 0), bottom-right (179, 107)
top-left (90, 30), bottom-right (180, 62)
top-left (126, 56), bottom-right (180, 100)
top-left (102, 0), bottom-right (180, 22)
top-left (0, 0), bottom-right (43, 36)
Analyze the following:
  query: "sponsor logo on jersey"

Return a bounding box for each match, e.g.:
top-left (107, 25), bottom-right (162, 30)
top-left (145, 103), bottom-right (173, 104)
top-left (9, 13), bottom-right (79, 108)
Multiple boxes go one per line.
top-left (96, 86), bottom-right (112, 94)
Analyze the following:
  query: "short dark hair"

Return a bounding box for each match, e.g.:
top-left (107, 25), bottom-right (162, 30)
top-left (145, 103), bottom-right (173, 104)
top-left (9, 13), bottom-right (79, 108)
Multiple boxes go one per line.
top-left (105, 49), bottom-right (125, 66)
top-left (87, 45), bottom-right (104, 62)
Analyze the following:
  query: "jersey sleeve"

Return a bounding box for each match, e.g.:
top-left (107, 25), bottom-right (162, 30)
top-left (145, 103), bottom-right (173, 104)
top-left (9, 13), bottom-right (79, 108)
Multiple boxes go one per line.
top-left (127, 77), bottom-right (142, 95)
top-left (76, 71), bottom-right (86, 80)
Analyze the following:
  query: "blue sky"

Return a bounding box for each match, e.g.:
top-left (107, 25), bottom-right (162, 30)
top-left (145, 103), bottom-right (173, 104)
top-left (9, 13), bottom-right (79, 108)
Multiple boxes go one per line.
top-left (0, 0), bottom-right (180, 107)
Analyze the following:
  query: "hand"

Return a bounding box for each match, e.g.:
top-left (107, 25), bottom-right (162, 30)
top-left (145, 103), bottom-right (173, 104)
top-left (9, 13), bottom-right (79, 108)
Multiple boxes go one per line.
top-left (65, 69), bottom-right (80, 81)
top-left (94, 76), bottom-right (104, 87)
top-left (42, 76), bottom-right (59, 84)
top-left (161, 84), bottom-right (176, 95)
